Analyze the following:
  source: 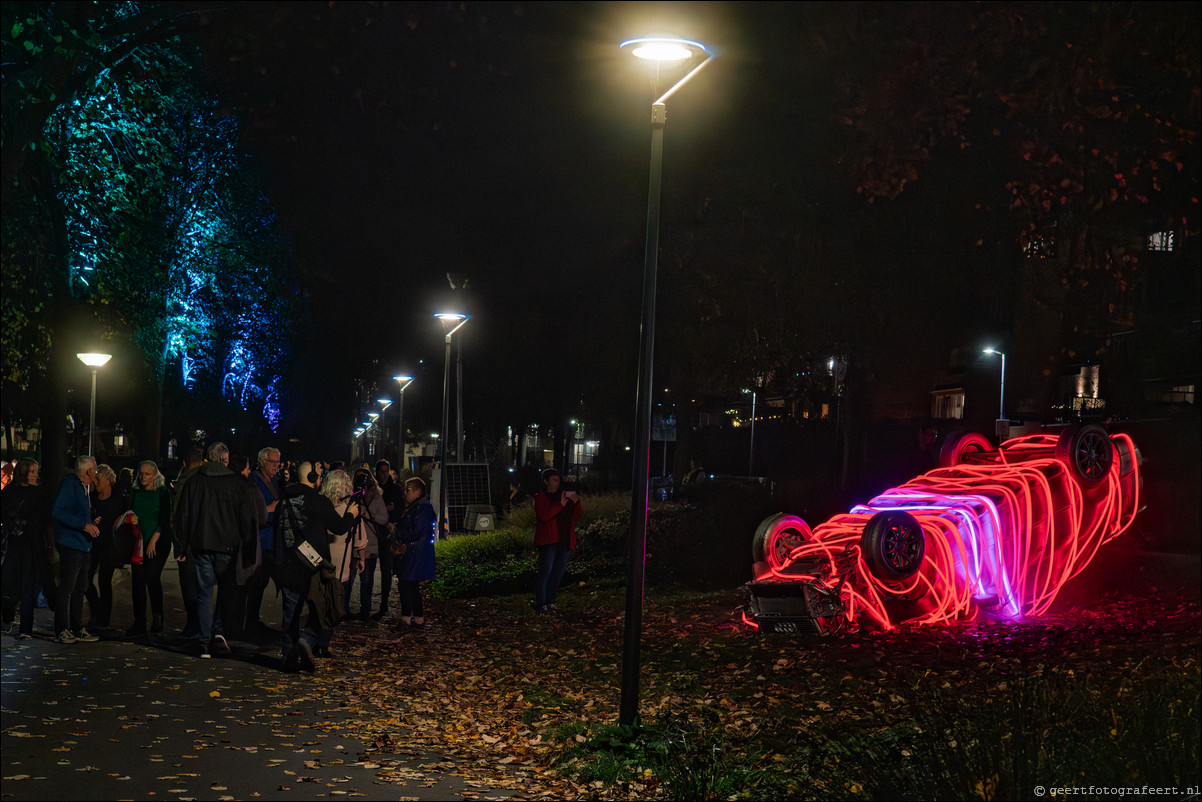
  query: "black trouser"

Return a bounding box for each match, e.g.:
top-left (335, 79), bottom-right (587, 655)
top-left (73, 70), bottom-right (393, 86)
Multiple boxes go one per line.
top-left (131, 545), bottom-right (170, 625)
top-left (55, 544), bottom-right (90, 634)
top-left (243, 549), bottom-right (274, 629)
top-left (398, 580), bottom-right (423, 618)
top-left (85, 545), bottom-right (115, 627)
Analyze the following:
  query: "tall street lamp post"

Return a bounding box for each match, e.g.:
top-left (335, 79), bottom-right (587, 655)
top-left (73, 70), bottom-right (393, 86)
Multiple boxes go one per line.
top-left (394, 375), bottom-right (414, 471)
top-left (983, 348), bottom-right (1007, 440)
top-left (76, 352), bottom-right (112, 458)
top-left (435, 313), bottom-right (469, 538)
top-left (619, 35), bottom-right (715, 727)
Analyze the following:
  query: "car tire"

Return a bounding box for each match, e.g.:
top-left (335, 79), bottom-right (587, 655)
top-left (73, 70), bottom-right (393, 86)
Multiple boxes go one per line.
top-left (938, 430), bottom-right (992, 468)
top-left (751, 514), bottom-right (812, 573)
top-left (1055, 423), bottom-right (1113, 486)
top-left (860, 510), bottom-right (925, 581)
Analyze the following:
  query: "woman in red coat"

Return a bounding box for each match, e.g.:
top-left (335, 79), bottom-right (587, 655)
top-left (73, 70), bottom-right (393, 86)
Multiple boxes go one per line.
top-left (532, 468), bottom-right (582, 614)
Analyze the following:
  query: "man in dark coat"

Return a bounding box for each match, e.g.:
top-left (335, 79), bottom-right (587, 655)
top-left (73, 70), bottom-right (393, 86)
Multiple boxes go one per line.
top-left (274, 462), bottom-right (358, 672)
top-left (174, 442), bottom-right (258, 658)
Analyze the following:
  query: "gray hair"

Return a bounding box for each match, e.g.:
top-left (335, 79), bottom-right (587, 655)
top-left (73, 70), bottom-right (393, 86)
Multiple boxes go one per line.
top-left (321, 469), bottom-right (352, 503)
top-left (257, 447), bottom-right (280, 467)
top-left (207, 442), bottom-right (229, 463)
top-left (75, 455), bottom-right (97, 475)
top-left (95, 464), bottom-right (117, 485)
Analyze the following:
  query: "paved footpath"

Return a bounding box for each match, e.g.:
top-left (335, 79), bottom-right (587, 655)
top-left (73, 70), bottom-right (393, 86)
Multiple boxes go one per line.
top-left (2, 560), bottom-right (511, 801)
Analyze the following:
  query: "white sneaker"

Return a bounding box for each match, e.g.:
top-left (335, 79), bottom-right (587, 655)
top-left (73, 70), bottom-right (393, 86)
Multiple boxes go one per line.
top-left (55, 630), bottom-right (77, 644)
top-left (76, 629), bottom-right (99, 642)
top-left (210, 634), bottom-right (231, 656)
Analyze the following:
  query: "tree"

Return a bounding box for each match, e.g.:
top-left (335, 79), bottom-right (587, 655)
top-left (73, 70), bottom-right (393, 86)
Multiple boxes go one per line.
top-left (2, 1), bottom-right (295, 472)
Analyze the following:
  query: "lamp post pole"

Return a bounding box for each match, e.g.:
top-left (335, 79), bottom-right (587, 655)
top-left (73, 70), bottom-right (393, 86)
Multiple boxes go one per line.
top-left (394, 375), bottom-right (413, 472)
top-left (619, 36), bottom-right (714, 727)
top-left (76, 353), bottom-right (112, 458)
top-left (435, 314), bottom-right (468, 538)
top-left (984, 348), bottom-right (1007, 440)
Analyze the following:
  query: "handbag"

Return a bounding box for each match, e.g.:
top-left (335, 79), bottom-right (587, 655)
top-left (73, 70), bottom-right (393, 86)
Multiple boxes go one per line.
top-left (113, 511), bottom-right (143, 567)
top-left (385, 535), bottom-right (408, 558)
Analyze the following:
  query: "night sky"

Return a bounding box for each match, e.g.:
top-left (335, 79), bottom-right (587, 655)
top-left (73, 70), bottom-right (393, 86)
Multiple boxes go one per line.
top-left (186, 1), bottom-right (793, 452)
top-left (172, 1), bottom-right (1199, 458)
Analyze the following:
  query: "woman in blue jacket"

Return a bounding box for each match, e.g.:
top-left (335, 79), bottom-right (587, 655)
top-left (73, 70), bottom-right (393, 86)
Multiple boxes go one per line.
top-left (391, 477), bottom-right (436, 627)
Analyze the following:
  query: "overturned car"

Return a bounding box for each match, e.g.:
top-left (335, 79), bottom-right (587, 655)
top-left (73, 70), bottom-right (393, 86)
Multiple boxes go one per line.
top-left (746, 425), bottom-right (1143, 634)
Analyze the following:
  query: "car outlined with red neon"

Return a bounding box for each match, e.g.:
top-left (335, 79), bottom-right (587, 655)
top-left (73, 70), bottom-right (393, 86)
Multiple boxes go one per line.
top-left (745, 425), bottom-right (1143, 634)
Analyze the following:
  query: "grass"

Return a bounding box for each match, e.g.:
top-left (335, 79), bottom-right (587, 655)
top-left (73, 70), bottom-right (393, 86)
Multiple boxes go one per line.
top-left (418, 489), bottom-right (1201, 800)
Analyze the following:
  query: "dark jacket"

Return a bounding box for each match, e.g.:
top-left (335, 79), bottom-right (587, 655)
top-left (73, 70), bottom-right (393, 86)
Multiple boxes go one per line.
top-left (173, 463), bottom-right (258, 557)
top-left (273, 483), bottom-right (356, 594)
top-left (394, 497), bottom-right (437, 582)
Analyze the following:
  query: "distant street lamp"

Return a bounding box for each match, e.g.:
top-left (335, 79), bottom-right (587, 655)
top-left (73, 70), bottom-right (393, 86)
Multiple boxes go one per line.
top-left (76, 352), bottom-right (112, 458)
top-left (983, 348), bottom-right (1007, 440)
top-left (435, 313), bottom-right (469, 537)
top-left (394, 375), bottom-right (414, 471)
top-left (618, 34), bottom-right (715, 727)
top-left (742, 386), bottom-right (758, 476)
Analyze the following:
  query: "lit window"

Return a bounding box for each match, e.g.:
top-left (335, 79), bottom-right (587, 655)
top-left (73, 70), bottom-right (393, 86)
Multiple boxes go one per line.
top-left (1147, 231), bottom-right (1174, 252)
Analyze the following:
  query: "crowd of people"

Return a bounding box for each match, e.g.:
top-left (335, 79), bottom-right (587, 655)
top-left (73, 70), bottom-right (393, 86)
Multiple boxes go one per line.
top-left (0, 448), bottom-right (441, 673)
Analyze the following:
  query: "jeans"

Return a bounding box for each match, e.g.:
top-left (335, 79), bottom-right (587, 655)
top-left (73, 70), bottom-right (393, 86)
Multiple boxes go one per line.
top-left (281, 587), bottom-right (330, 656)
top-left (534, 543), bottom-right (571, 607)
top-left (55, 544), bottom-right (91, 634)
top-left (193, 551), bottom-right (234, 644)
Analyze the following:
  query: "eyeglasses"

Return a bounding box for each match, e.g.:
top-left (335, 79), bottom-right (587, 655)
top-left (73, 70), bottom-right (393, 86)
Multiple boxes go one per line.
top-left (264, 458), bottom-right (281, 465)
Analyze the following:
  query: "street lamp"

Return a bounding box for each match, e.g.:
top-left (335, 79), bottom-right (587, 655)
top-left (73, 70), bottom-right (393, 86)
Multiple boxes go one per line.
top-left (76, 352), bottom-right (112, 458)
top-left (619, 34), bottom-right (715, 727)
top-left (742, 386), bottom-right (757, 476)
top-left (983, 348), bottom-right (1007, 440)
top-left (394, 375), bottom-right (414, 471)
top-left (435, 313), bottom-right (469, 538)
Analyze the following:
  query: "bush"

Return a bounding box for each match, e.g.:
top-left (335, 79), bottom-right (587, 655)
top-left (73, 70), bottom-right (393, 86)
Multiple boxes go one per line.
top-left (434, 484), bottom-right (779, 599)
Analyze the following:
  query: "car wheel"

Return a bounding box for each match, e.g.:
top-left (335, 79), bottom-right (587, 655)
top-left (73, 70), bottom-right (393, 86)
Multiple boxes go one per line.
top-left (1055, 424), bottom-right (1113, 486)
top-left (938, 430), bottom-right (992, 467)
top-left (860, 511), bottom-right (925, 581)
top-left (751, 514), bottom-right (812, 573)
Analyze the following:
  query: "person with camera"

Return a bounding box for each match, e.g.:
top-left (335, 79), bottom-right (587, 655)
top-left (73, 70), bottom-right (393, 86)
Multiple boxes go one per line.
top-left (372, 460), bottom-right (403, 621)
top-left (274, 462), bottom-right (358, 672)
top-left (532, 468), bottom-right (583, 614)
top-left (345, 468), bottom-right (389, 621)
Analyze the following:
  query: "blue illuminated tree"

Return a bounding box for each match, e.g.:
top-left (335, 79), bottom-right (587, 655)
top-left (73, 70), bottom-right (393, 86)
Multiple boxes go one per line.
top-left (2, 1), bottom-right (295, 464)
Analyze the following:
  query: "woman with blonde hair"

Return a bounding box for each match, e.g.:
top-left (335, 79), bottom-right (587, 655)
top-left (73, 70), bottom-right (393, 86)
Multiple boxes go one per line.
top-left (322, 469), bottom-right (365, 625)
top-left (127, 460), bottom-right (172, 635)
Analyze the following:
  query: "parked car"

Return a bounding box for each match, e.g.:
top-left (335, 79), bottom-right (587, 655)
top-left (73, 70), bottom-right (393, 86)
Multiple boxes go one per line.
top-left (746, 425), bottom-right (1143, 634)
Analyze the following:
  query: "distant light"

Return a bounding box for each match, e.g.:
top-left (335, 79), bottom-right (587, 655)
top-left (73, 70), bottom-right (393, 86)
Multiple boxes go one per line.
top-left (983, 348), bottom-right (1003, 356)
top-left (77, 353), bottom-right (112, 367)
top-left (377, 397), bottom-right (390, 405)
top-left (368, 412), bottom-right (379, 419)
